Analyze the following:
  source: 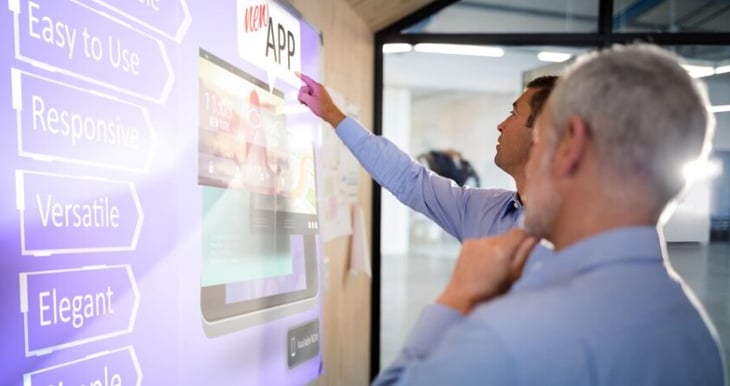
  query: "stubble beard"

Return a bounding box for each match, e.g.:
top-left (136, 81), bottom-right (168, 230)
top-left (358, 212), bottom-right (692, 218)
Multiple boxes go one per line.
top-left (523, 152), bottom-right (561, 240)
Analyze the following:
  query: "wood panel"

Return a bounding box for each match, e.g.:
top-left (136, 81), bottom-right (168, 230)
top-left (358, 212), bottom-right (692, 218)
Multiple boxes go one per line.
top-left (343, 0), bottom-right (434, 31)
top-left (287, 1), bottom-right (374, 385)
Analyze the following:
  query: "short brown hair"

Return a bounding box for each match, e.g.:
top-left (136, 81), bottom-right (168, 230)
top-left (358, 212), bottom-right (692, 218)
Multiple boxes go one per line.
top-left (526, 75), bottom-right (559, 128)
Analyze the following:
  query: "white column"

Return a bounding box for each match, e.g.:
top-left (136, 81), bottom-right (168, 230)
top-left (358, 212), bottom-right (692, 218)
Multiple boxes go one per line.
top-left (381, 87), bottom-right (411, 256)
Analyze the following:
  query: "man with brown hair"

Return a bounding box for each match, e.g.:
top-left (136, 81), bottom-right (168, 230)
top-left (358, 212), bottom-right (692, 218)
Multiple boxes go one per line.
top-left (298, 74), bottom-right (557, 244)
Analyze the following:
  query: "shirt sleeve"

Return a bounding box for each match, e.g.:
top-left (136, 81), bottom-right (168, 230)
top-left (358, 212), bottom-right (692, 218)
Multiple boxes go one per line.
top-left (336, 117), bottom-right (490, 241)
top-left (373, 304), bottom-right (516, 386)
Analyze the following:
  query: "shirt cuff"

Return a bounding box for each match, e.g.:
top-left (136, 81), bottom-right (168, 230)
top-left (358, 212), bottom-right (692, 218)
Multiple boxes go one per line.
top-left (401, 304), bottom-right (464, 360)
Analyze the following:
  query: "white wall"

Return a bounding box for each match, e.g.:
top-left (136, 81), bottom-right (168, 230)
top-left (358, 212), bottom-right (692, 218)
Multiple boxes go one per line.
top-left (380, 89), bottom-right (520, 252)
top-left (410, 92), bottom-right (517, 191)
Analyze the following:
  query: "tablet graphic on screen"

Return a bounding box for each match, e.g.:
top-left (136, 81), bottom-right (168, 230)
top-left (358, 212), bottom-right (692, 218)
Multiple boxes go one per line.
top-left (198, 48), bottom-right (319, 336)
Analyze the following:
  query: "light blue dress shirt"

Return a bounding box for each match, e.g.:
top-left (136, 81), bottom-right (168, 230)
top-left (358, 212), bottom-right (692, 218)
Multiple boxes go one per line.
top-left (336, 117), bottom-right (523, 241)
top-left (373, 227), bottom-right (728, 386)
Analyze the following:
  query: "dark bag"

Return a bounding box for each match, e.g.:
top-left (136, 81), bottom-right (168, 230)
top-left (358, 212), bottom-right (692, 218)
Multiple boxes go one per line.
top-left (418, 150), bottom-right (481, 187)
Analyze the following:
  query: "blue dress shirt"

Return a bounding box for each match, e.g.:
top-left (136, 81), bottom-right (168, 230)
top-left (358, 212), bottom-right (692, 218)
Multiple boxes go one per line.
top-left (373, 227), bottom-right (727, 386)
top-left (336, 117), bottom-right (523, 241)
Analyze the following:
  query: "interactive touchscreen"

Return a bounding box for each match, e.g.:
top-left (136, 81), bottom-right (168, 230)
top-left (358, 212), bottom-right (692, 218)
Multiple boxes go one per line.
top-left (198, 49), bottom-right (318, 330)
top-left (2, 1), bottom-right (324, 384)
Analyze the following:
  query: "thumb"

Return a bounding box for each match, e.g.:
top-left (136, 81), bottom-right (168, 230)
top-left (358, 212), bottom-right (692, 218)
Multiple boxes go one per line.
top-left (510, 236), bottom-right (539, 281)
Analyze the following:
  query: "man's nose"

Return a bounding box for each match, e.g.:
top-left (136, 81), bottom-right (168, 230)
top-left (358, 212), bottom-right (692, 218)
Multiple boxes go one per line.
top-left (497, 119), bottom-right (506, 132)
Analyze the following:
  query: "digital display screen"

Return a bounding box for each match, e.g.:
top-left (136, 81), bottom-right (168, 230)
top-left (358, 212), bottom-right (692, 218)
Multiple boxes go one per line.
top-left (198, 49), bottom-right (318, 323)
top-left (1, 1), bottom-right (324, 385)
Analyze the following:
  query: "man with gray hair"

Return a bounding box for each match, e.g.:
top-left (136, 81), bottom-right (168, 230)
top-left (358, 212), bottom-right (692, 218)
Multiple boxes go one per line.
top-left (373, 44), bottom-right (727, 386)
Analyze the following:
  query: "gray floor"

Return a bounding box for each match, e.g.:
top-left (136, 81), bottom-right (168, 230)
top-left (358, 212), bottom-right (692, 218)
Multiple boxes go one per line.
top-left (380, 240), bottom-right (730, 376)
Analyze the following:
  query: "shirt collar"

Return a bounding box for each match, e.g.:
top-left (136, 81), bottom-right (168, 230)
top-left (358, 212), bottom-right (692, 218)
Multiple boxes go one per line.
top-left (504, 192), bottom-right (523, 216)
top-left (518, 226), bottom-right (664, 290)
top-left (513, 192), bottom-right (524, 208)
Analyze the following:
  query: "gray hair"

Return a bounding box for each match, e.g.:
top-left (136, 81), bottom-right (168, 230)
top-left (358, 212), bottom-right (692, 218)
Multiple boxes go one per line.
top-left (548, 44), bottom-right (715, 210)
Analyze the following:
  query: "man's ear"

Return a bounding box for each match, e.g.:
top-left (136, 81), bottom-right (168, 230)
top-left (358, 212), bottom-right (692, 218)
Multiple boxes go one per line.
top-left (553, 116), bottom-right (588, 177)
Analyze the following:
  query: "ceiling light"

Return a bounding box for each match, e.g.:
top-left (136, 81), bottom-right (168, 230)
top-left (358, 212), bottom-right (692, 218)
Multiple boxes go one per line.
top-left (537, 51), bottom-right (572, 63)
top-left (413, 43), bottom-right (504, 57)
top-left (710, 105), bottom-right (730, 113)
top-left (715, 65), bottom-right (730, 75)
top-left (682, 158), bottom-right (722, 183)
top-left (682, 64), bottom-right (715, 78)
top-left (382, 43), bottom-right (412, 54)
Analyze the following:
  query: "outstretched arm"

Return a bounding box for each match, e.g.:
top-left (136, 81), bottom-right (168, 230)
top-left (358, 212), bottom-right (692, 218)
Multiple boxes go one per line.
top-left (296, 74), bottom-right (512, 242)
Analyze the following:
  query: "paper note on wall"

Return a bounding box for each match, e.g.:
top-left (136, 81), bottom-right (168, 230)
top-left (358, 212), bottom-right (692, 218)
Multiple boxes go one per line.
top-left (349, 205), bottom-right (371, 278)
top-left (318, 90), bottom-right (361, 242)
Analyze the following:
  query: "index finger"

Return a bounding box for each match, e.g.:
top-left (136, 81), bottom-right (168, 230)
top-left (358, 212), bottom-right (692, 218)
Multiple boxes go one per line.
top-left (296, 72), bottom-right (318, 89)
top-left (501, 228), bottom-right (531, 250)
